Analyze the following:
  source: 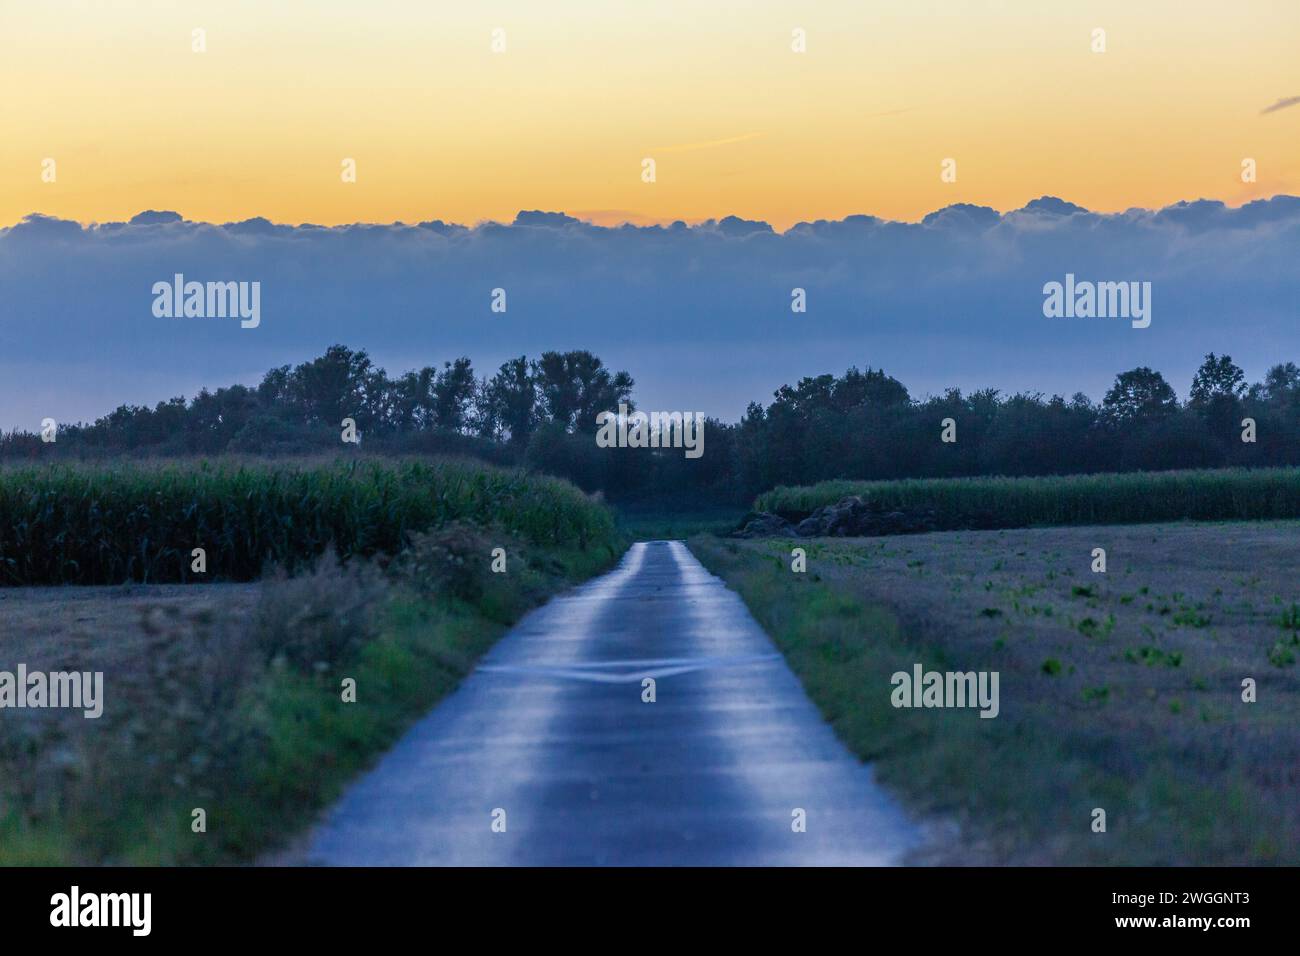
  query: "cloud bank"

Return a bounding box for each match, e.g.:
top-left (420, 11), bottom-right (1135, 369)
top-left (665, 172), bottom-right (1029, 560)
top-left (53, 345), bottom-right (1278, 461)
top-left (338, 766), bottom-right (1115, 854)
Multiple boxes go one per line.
top-left (1, 197), bottom-right (1297, 430)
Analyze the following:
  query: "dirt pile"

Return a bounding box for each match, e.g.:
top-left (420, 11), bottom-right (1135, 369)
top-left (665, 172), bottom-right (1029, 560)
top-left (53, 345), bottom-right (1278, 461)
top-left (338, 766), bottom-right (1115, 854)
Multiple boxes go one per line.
top-left (733, 495), bottom-right (937, 538)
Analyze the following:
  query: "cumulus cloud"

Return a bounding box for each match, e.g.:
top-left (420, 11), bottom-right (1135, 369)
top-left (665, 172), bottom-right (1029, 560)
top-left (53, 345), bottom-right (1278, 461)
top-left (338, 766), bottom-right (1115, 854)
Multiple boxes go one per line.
top-left (0, 197), bottom-right (1297, 429)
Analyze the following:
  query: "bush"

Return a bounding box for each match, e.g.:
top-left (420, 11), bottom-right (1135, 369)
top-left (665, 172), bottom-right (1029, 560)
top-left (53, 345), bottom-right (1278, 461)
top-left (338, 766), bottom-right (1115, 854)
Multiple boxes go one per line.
top-left (394, 522), bottom-right (500, 604)
top-left (253, 551), bottom-right (385, 673)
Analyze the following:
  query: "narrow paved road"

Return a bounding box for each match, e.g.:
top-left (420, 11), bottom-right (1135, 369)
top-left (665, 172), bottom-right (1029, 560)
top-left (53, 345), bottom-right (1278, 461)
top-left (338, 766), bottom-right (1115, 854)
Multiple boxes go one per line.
top-left (307, 541), bottom-right (919, 865)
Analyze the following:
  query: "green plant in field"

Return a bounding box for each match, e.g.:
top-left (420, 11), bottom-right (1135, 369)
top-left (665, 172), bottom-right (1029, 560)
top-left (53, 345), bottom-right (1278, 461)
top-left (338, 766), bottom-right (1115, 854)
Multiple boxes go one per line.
top-left (0, 457), bottom-right (617, 586)
top-left (1277, 603), bottom-right (1300, 631)
top-left (1071, 584), bottom-right (1097, 598)
top-left (1173, 606), bottom-right (1212, 628)
top-left (754, 467), bottom-right (1300, 533)
top-left (1125, 646), bottom-right (1182, 667)
top-left (1078, 616), bottom-right (1100, 637)
top-left (1041, 658), bottom-right (1062, 676)
top-left (1268, 642), bottom-right (1296, 667)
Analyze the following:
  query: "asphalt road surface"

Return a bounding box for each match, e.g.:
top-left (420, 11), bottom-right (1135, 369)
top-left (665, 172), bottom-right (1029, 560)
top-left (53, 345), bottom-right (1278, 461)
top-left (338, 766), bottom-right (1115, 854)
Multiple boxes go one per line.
top-left (306, 540), bottom-right (920, 865)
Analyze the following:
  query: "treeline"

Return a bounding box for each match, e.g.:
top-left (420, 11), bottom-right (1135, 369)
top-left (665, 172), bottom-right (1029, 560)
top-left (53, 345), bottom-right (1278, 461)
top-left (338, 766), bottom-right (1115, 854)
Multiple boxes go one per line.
top-left (735, 358), bottom-right (1300, 497)
top-left (4, 346), bottom-right (1300, 504)
top-left (3, 346), bottom-right (630, 458)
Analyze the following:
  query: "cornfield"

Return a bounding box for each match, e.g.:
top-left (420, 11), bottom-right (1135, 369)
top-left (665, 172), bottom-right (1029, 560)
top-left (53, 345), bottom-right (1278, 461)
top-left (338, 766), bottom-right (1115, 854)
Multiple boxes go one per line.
top-left (755, 467), bottom-right (1300, 530)
top-left (0, 457), bottom-right (617, 585)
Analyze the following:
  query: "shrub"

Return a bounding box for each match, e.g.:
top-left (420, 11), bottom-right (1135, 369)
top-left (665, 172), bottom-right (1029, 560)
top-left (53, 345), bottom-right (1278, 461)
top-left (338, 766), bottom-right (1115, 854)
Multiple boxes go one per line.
top-left (393, 522), bottom-right (500, 604)
top-left (253, 550), bottom-right (385, 673)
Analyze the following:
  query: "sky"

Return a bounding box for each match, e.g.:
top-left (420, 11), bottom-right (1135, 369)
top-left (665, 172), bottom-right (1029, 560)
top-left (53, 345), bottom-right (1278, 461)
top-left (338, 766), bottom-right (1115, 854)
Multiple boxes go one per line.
top-left (0, 1), bottom-right (1297, 429)
top-left (1, 0), bottom-right (1298, 230)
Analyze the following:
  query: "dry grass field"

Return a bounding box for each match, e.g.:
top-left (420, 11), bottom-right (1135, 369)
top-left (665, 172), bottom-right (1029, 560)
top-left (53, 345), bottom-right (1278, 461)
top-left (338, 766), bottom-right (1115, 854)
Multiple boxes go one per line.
top-left (0, 583), bottom-right (260, 673)
top-left (692, 520), bottom-right (1300, 864)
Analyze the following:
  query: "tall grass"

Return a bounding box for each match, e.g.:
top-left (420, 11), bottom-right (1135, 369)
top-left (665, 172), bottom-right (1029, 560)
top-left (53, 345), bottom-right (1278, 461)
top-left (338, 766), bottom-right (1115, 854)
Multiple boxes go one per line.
top-left (755, 467), bottom-right (1300, 530)
top-left (0, 456), bottom-right (616, 585)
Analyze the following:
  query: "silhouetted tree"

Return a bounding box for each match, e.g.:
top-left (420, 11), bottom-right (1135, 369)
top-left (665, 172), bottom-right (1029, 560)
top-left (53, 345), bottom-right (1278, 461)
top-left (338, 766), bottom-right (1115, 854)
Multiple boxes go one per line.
top-left (288, 345), bottom-right (379, 428)
top-left (431, 358), bottom-right (477, 433)
top-left (1102, 367), bottom-right (1178, 426)
top-left (1251, 362), bottom-right (1300, 407)
top-left (480, 356), bottom-right (539, 445)
top-left (1190, 353), bottom-right (1246, 409)
top-left (534, 351), bottom-right (634, 433)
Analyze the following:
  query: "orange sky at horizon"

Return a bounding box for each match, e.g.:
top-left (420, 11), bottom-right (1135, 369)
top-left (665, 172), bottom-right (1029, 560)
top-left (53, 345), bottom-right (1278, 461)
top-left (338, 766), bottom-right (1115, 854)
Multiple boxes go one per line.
top-left (1, 0), bottom-right (1297, 230)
